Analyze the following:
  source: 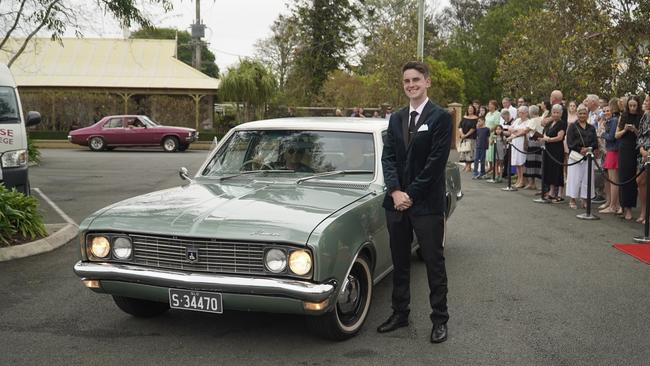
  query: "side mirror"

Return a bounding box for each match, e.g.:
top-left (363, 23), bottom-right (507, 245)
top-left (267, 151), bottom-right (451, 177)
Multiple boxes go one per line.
top-left (26, 111), bottom-right (41, 127)
top-left (179, 167), bottom-right (193, 182)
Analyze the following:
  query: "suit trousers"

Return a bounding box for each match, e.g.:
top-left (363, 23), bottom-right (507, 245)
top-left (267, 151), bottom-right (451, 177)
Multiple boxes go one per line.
top-left (385, 210), bottom-right (449, 325)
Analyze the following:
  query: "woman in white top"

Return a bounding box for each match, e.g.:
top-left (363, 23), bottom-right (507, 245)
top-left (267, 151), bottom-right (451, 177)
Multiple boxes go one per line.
top-left (506, 106), bottom-right (530, 188)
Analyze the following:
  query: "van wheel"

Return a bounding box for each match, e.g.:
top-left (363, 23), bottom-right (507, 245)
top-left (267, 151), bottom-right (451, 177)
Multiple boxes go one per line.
top-left (162, 136), bottom-right (179, 152)
top-left (89, 137), bottom-right (106, 151)
top-left (113, 296), bottom-right (169, 318)
top-left (307, 255), bottom-right (373, 340)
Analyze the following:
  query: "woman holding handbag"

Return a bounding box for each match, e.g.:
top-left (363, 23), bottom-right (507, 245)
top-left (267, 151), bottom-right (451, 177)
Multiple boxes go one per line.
top-left (566, 105), bottom-right (599, 209)
top-left (458, 105), bottom-right (478, 172)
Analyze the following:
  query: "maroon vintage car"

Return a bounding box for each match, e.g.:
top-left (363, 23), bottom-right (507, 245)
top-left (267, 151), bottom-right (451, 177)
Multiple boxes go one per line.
top-left (68, 115), bottom-right (198, 152)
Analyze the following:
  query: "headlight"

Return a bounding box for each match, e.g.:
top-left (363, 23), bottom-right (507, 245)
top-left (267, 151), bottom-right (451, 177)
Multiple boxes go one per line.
top-left (112, 237), bottom-right (132, 259)
top-left (90, 236), bottom-right (110, 258)
top-left (264, 248), bottom-right (287, 273)
top-left (289, 250), bottom-right (312, 276)
top-left (1, 149), bottom-right (27, 168)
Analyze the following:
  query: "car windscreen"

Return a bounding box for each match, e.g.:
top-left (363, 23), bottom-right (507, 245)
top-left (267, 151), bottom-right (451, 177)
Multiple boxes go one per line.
top-left (202, 130), bottom-right (375, 176)
top-left (0, 87), bottom-right (19, 124)
top-left (141, 116), bottom-right (159, 127)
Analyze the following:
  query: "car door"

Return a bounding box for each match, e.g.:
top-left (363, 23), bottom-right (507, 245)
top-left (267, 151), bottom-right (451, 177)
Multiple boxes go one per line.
top-left (123, 117), bottom-right (152, 145)
top-left (100, 117), bottom-right (125, 145)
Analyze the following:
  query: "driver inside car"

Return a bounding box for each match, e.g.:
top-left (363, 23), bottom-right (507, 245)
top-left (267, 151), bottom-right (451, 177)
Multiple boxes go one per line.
top-left (280, 143), bottom-right (314, 172)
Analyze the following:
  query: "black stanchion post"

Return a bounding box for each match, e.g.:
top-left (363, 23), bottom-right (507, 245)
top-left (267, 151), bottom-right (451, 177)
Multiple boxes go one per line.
top-left (534, 146), bottom-right (549, 203)
top-left (577, 149), bottom-right (599, 220)
top-left (634, 162), bottom-right (650, 243)
top-left (502, 143), bottom-right (517, 191)
top-left (486, 139), bottom-right (498, 183)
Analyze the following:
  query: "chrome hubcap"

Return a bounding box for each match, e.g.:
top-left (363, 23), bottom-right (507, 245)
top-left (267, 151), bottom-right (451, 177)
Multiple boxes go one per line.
top-left (91, 139), bottom-right (102, 149)
top-left (164, 140), bottom-right (175, 150)
top-left (338, 274), bottom-right (360, 314)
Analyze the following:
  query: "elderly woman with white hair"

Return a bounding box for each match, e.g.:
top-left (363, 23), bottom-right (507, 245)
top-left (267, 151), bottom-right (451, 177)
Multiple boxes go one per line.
top-left (566, 104), bottom-right (600, 209)
top-left (506, 105), bottom-right (530, 188)
top-left (524, 104), bottom-right (544, 190)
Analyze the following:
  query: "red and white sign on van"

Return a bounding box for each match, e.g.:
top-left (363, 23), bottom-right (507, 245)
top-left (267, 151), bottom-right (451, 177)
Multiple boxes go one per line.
top-left (0, 128), bottom-right (15, 145)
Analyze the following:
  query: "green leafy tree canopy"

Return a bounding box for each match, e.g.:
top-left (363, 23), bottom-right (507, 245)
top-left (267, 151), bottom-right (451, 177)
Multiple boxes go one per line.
top-left (131, 27), bottom-right (219, 78)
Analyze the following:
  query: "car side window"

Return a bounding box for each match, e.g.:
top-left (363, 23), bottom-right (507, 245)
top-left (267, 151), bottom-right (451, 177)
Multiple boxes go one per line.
top-left (103, 118), bottom-right (124, 129)
top-left (126, 117), bottom-right (145, 128)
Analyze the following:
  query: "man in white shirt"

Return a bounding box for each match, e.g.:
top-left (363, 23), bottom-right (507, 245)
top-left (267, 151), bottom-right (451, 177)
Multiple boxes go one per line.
top-left (500, 97), bottom-right (518, 125)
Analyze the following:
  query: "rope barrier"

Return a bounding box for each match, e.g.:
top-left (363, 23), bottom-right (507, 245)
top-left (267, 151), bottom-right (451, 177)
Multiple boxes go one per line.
top-left (592, 157), bottom-right (646, 186)
top-left (508, 142), bottom-right (542, 155)
top-left (542, 147), bottom-right (588, 166)
top-left (472, 144), bottom-right (650, 239)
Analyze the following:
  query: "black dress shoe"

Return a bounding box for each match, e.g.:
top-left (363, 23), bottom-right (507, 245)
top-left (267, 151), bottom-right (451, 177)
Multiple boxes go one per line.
top-left (430, 323), bottom-right (448, 343)
top-left (377, 313), bottom-right (409, 333)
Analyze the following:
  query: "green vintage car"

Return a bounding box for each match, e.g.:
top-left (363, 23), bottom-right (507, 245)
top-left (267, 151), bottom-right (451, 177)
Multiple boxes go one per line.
top-left (73, 117), bottom-right (462, 340)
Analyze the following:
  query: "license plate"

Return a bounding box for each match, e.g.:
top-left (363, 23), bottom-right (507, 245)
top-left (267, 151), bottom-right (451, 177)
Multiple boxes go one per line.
top-left (168, 289), bottom-right (223, 314)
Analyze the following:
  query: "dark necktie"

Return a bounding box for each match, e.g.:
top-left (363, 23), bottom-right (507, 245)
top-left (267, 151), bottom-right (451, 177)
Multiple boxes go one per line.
top-left (408, 111), bottom-right (418, 143)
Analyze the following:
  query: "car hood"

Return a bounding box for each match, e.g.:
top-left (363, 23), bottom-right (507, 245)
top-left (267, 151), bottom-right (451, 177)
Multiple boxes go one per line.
top-left (86, 181), bottom-right (371, 244)
top-left (154, 126), bottom-right (195, 133)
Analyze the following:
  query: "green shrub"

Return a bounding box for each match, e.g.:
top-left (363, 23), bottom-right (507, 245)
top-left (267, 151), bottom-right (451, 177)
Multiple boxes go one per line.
top-left (0, 186), bottom-right (47, 246)
top-left (27, 133), bottom-right (41, 164)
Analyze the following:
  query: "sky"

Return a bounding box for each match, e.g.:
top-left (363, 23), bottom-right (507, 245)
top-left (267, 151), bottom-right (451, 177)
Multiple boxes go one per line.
top-left (92, 0), bottom-right (450, 72)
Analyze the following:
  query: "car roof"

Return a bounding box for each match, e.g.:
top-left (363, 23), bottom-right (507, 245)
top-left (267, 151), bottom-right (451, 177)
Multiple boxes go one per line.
top-left (235, 117), bottom-right (389, 133)
top-left (102, 115), bottom-right (147, 119)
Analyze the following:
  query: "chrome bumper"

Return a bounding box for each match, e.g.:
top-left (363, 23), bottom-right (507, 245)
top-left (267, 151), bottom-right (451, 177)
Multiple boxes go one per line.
top-left (73, 261), bottom-right (336, 303)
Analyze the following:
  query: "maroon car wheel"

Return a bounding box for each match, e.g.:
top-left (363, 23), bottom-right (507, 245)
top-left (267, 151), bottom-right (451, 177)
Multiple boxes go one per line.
top-left (162, 136), bottom-right (179, 152)
top-left (89, 136), bottom-right (106, 151)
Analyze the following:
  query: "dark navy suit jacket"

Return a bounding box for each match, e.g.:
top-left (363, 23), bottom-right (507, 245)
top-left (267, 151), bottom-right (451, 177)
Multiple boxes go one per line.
top-left (381, 100), bottom-right (452, 216)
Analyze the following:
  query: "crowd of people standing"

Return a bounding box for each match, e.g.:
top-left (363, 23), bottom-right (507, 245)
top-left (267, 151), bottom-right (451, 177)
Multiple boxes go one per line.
top-left (459, 91), bottom-right (650, 223)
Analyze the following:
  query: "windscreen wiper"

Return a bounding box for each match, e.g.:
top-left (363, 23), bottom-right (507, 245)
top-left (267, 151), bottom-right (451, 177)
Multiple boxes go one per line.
top-left (296, 170), bottom-right (374, 184)
top-left (219, 169), bottom-right (295, 181)
top-left (0, 115), bottom-right (18, 122)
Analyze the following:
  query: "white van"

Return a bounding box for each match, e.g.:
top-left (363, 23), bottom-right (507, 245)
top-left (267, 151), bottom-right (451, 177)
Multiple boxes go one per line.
top-left (0, 64), bottom-right (40, 195)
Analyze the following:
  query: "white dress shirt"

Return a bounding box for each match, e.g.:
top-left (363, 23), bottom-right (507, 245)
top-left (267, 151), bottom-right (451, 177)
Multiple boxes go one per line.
top-left (409, 98), bottom-right (429, 125)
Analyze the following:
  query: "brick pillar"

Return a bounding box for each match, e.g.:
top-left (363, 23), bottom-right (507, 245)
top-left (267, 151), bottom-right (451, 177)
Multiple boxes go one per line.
top-left (448, 103), bottom-right (462, 149)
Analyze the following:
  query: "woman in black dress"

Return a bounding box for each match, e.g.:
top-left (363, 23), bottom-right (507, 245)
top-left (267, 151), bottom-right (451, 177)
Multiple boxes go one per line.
top-left (458, 105), bottom-right (478, 172)
top-left (615, 95), bottom-right (642, 221)
top-left (541, 104), bottom-right (567, 201)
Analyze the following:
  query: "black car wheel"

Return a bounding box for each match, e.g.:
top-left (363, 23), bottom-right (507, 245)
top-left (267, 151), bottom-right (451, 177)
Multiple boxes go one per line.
top-left (162, 136), bottom-right (179, 152)
top-left (307, 254), bottom-right (373, 340)
top-left (112, 296), bottom-right (169, 318)
top-left (89, 137), bottom-right (106, 151)
top-left (178, 143), bottom-right (189, 152)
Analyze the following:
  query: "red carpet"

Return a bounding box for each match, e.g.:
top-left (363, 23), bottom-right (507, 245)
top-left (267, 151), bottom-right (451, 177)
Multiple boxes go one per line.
top-left (613, 244), bottom-right (650, 264)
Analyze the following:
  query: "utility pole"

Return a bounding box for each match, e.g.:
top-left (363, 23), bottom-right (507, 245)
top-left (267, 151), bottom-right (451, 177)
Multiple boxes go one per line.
top-left (191, 0), bottom-right (205, 71)
top-left (417, 0), bottom-right (424, 61)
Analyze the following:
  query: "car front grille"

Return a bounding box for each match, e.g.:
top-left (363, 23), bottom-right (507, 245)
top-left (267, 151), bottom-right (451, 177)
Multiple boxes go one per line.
top-left (129, 234), bottom-right (266, 275)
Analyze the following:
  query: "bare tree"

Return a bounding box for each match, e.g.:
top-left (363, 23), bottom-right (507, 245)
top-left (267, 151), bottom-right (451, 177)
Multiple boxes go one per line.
top-left (254, 14), bottom-right (299, 90)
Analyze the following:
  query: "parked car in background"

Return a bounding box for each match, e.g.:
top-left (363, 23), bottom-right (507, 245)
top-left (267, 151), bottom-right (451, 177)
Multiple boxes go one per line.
top-left (73, 118), bottom-right (462, 340)
top-left (68, 115), bottom-right (198, 152)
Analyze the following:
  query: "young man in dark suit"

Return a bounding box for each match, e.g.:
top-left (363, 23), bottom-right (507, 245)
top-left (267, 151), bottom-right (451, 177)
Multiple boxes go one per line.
top-left (379, 61), bottom-right (452, 343)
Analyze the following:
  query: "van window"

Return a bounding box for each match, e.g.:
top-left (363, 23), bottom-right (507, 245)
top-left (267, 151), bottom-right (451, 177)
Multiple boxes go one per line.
top-left (0, 87), bottom-right (19, 124)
